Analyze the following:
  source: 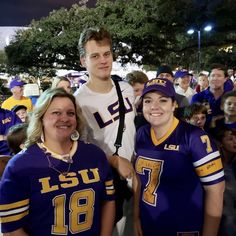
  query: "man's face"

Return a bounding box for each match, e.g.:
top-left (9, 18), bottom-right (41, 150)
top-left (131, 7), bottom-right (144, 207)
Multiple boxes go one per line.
top-left (80, 40), bottom-right (113, 81)
top-left (177, 75), bottom-right (191, 90)
top-left (11, 86), bottom-right (24, 97)
top-left (158, 73), bottom-right (173, 82)
top-left (209, 69), bottom-right (226, 90)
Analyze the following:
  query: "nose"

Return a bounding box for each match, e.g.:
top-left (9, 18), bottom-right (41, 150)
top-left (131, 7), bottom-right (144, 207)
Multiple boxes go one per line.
top-left (60, 112), bottom-right (69, 121)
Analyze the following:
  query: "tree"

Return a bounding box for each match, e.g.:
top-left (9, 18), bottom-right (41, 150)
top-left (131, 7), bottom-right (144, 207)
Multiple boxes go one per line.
top-left (4, 0), bottom-right (236, 74)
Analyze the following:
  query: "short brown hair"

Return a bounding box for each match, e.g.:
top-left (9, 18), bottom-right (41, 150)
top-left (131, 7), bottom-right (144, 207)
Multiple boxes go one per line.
top-left (125, 71), bottom-right (149, 86)
top-left (78, 27), bottom-right (112, 57)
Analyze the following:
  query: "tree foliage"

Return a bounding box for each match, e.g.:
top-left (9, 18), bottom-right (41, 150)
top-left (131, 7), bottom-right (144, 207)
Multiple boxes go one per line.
top-left (4, 0), bottom-right (236, 75)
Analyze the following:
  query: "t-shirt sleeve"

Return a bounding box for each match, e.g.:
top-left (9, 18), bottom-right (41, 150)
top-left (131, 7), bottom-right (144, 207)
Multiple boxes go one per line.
top-left (189, 128), bottom-right (224, 185)
top-left (0, 160), bottom-right (30, 233)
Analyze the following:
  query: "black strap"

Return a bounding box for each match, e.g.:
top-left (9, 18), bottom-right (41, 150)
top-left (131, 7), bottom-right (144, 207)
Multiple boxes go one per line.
top-left (113, 80), bottom-right (126, 156)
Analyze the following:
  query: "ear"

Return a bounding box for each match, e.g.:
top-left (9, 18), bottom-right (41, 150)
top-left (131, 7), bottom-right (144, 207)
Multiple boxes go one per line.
top-left (80, 56), bottom-right (86, 68)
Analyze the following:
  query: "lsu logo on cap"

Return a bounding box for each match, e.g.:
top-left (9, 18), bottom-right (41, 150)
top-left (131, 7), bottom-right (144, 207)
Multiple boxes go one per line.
top-left (146, 78), bottom-right (167, 87)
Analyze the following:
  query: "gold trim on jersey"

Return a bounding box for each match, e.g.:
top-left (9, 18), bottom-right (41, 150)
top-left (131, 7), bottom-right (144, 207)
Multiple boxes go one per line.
top-left (37, 141), bottom-right (77, 163)
top-left (151, 118), bottom-right (179, 145)
top-left (105, 180), bottom-right (115, 195)
top-left (0, 199), bottom-right (29, 211)
top-left (195, 158), bottom-right (223, 177)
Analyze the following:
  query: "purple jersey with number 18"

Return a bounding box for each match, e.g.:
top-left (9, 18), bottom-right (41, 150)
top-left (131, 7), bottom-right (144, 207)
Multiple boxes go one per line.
top-left (0, 140), bottom-right (115, 236)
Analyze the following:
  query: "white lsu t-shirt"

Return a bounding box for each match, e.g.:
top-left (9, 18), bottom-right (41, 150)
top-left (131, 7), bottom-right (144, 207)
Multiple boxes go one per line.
top-left (74, 80), bottom-right (136, 161)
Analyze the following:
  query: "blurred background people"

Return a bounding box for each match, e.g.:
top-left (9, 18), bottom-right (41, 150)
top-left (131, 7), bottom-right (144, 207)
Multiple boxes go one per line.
top-left (51, 76), bottom-right (72, 93)
top-left (183, 103), bottom-right (207, 129)
top-left (174, 70), bottom-right (196, 102)
top-left (6, 123), bottom-right (28, 155)
top-left (214, 127), bottom-right (236, 236)
top-left (11, 105), bottom-right (29, 123)
top-left (1, 76), bottom-right (33, 112)
top-left (0, 107), bottom-right (21, 155)
top-left (195, 73), bottom-right (209, 93)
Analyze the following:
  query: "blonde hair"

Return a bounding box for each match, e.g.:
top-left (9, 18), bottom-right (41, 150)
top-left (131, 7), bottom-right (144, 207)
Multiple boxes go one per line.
top-left (51, 76), bottom-right (71, 89)
top-left (25, 88), bottom-right (86, 148)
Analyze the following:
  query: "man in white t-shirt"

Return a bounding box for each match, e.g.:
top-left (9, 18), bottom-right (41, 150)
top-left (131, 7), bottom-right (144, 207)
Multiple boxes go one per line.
top-left (74, 27), bottom-right (136, 236)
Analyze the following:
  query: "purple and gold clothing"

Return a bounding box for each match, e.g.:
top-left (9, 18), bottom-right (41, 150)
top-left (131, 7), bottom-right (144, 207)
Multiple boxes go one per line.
top-left (0, 141), bottom-right (115, 236)
top-left (134, 118), bottom-right (224, 236)
top-left (0, 108), bottom-right (21, 155)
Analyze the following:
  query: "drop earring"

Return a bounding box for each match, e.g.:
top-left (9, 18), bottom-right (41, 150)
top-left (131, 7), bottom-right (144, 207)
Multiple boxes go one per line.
top-left (71, 130), bottom-right (80, 141)
top-left (41, 132), bottom-right (45, 143)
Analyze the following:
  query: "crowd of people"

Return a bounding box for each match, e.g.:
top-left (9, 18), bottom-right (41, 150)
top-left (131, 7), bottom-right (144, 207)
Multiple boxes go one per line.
top-left (0, 26), bottom-right (236, 236)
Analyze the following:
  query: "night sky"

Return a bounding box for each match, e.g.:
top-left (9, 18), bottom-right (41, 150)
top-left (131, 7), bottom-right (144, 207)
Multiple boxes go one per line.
top-left (0, 0), bottom-right (96, 26)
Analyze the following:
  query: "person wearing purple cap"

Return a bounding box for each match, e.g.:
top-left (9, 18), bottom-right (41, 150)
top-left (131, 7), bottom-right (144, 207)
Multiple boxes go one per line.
top-left (156, 65), bottom-right (189, 108)
top-left (174, 70), bottom-right (196, 102)
top-left (133, 78), bottom-right (225, 236)
top-left (1, 76), bottom-right (33, 112)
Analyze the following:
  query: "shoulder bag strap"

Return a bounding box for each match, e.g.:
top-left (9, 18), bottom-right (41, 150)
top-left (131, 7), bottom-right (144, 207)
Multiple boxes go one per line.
top-left (113, 80), bottom-right (126, 156)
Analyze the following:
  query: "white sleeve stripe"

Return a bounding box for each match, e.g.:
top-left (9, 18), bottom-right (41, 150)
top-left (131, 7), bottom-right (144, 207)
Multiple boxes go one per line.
top-left (193, 151), bottom-right (220, 167)
top-left (106, 186), bottom-right (115, 190)
top-left (200, 170), bottom-right (224, 183)
top-left (0, 205), bottom-right (29, 217)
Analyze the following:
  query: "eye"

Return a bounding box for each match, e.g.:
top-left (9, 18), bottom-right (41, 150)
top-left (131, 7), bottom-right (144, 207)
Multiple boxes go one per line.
top-left (67, 111), bottom-right (75, 117)
top-left (143, 99), bottom-right (151, 104)
top-left (104, 51), bottom-right (111, 57)
top-left (52, 111), bottom-right (61, 116)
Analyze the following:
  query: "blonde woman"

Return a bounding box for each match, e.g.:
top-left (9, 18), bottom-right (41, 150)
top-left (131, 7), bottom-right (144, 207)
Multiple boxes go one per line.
top-left (51, 76), bottom-right (72, 93)
top-left (0, 88), bottom-right (115, 236)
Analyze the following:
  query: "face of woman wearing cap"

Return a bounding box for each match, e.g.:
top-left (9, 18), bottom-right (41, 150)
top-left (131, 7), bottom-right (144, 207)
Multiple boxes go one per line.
top-left (143, 91), bottom-right (176, 130)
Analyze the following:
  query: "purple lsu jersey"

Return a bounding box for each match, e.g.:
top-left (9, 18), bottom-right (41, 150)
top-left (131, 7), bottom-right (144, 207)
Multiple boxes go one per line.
top-left (0, 141), bottom-right (115, 235)
top-left (134, 118), bottom-right (224, 236)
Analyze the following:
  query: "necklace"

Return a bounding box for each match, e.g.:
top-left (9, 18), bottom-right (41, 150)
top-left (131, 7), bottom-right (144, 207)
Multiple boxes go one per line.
top-left (42, 148), bottom-right (72, 177)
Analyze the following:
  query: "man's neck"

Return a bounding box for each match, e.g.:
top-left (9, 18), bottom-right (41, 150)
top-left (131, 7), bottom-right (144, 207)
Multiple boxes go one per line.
top-left (86, 77), bottom-right (113, 93)
top-left (225, 115), bottom-right (236, 123)
top-left (12, 94), bottom-right (22, 100)
top-left (209, 87), bottom-right (224, 99)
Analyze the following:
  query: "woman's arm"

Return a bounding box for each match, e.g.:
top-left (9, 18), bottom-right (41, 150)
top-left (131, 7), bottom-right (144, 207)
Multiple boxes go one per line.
top-left (3, 228), bottom-right (29, 236)
top-left (202, 181), bottom-right (225, 236)
top-left (100, 200), bottom-right (115, 236)
top-left (133, 173), bottom-right (143, 236)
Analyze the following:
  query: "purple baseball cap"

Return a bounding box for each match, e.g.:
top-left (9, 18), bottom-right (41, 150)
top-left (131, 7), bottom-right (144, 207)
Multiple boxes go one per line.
top-left (10, 76), bottom-right (26, 89)
top-left (141, 78), bottom-right (176, 98)
top-left (174, 70), bottom-right (193, 79)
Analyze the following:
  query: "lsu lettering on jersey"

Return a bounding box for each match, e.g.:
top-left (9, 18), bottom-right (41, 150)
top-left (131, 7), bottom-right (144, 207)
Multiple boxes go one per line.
top-left (74, 80), bottom-right (135, 161)
top-left (0, 141), bottom-right (115, 236)
top-left (134, 118), bottom-right (224, 236)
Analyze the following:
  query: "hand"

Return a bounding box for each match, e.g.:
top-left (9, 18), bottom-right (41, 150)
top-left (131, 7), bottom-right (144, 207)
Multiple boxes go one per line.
top-left (110, 155), bottom-right (134, 179)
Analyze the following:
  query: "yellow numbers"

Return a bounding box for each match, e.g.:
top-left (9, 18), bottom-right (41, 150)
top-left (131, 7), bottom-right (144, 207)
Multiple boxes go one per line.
top-left (135, 157), bottom-right (163, 206)
top-left (200, 135), bottom-right (213, 153)
top-left (52, 189), bottom-right (95, 235)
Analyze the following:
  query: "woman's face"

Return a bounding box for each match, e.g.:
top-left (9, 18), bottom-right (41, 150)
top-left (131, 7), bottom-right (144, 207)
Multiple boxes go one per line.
top-left (143, 92), bottom-right (176, 128)
top-left (42, 97), bottom-right (77, 143)
top-left (57, 80), bottom-right (71, 93)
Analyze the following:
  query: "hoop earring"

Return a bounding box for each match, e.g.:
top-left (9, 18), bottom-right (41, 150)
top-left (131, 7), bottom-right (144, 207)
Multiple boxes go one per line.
top-left (71, 130), bottom-right (80, 141)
